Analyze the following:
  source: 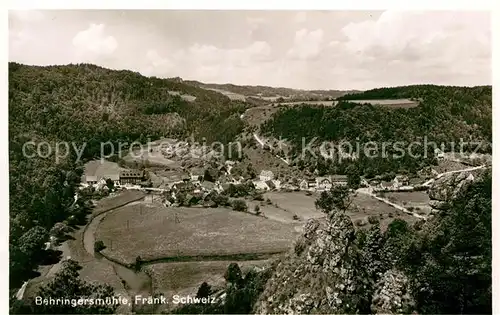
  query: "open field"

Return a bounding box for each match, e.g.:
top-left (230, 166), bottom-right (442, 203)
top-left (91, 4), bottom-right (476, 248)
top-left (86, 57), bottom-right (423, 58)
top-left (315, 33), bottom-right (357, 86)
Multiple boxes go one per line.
top-left (346, 98), bottom-right (419, 108)
top-left (349, 192), bottom-right (419, 231)
top-left (83, 160), bottom-right (126, 177)
top-left (431, 159), bottom-right (469, 174)
top-left (278, 100), bottom-right (335, 106)
top-left (96, 205), bottom-right (298, 264)
top-left (383, 191), bottom-right (431, 216)
top-left (206, 88), bottom-right (246, 101)
top-left (264, 192), bottom-right (324, 220)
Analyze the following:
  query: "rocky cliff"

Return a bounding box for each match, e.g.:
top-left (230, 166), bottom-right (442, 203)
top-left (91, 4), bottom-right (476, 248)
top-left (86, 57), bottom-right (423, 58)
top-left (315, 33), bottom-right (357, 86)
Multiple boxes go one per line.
top-left (253, 212), bottom-right (415, 314)
top-left (428, 171), bottom-right (482, 212)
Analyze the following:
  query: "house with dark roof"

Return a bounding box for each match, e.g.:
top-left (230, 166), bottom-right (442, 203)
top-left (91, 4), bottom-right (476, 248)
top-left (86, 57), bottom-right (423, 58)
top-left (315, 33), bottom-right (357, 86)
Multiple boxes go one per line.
top-left (119, 170), bottom-right (145, 185)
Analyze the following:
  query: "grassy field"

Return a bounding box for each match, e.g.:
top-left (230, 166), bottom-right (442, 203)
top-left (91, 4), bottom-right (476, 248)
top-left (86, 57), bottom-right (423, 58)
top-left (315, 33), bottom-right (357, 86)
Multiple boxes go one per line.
top-left (347, 99), bottom-right (419, 108)
top-left (383, 191), bottom-right (431, 216)
top-left (349, 192), bottom-right (419, 231)
top-left (96, 205), bottom-right (298, 264)
top-left (264, 192), bottom-right (324, 220)
top-left (83, 160), bottom-right (126, 177)
top-left (431, 159), bottom-right (469, 174)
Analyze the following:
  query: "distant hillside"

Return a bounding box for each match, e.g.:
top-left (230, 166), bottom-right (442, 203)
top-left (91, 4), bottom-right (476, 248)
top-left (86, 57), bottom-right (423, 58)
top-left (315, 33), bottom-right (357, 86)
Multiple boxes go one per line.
top-left (184, 80), bottom-right (359, 101)
top-left (261, 84), bottom-right (492, 177)
top-left (9, 63), bottom-right (247, 157)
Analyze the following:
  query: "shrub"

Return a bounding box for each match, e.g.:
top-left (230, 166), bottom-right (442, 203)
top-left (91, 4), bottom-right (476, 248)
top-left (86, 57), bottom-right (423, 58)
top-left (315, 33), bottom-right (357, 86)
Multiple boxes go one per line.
top-left (94, 240), bottom-right (106, 253)
top-left (368, 215), bottom-right (379, 224)
top-left (232, 200), bottom-right (248, 212)
top-left (292, 214), bottom-right (299, 220)
top-left (254, 205), bottom-right (261, 215)
top-left (253, 193), bottom-right (264, 201)
top-left (388, 212), bottom-right (394, 218)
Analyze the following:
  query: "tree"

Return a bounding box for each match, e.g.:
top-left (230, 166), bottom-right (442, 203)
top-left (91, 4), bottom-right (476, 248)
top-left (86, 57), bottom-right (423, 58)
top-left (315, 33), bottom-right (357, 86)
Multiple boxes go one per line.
top-left (246, 163), bottom-right (257, 179)
top-left (232, 199), bottom-right (248, 212)
top-left (224, 263), bottom-right (242, 285)
top-left (196, 282), bottom-right (212, 299)
top-left (315, 185), bottom-right (352, 215)
top-left (49, 222), bottom-right (71, 240)
top-left (254, 205), bottom-right (261, 215)
top-left (34, 259), bottom-right (117, 314)
top-left (105, 178), bottom-right (114, 191)
top-left (94, 240), bottom-right (106, 253)
top-left (346, 164), bottom-right (361, 189)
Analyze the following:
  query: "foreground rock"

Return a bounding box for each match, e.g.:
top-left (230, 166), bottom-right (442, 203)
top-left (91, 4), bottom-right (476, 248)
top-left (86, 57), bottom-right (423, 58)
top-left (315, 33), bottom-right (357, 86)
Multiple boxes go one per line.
top-left (254, 212), bottom-right (416, 314)
top-left (428, 172), bottom-right (475, 202)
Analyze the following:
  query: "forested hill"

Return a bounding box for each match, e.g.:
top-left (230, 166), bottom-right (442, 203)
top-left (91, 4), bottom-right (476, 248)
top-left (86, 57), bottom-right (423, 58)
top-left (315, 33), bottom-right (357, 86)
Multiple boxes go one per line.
top-left (264, 84), bottom-right (492, 148)
top-left (338, 84), bottom-right (492, 101)
top-left (184, 80), bottom-right (358, 99)
top-left (9, 62), bottom-right (247, 153)
top-left (261, 84), bottom-right (491, 177)
top-left (8, 62), bottom-right (247, 288)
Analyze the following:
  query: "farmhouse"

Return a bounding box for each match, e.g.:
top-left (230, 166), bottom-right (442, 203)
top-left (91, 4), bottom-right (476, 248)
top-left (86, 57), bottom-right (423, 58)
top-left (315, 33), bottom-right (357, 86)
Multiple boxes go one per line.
top-left (331, 175), bottom-right (348, 186)
top-left (253, 180), bottom-right (270, 191)
top-left (434, 148), bottom-right (445, 160)
top-left (259, 170), bottom-right (274, 182)
top-left (299, 178), bottom-right (317, 190)
top-left (316, 177), bottom-right (332, 191)
top-left (394, 175), bottom-right (410, 188)
top-left (190, 168), bottom-right (205, 183)
top-left (119, 170), bottom-right (145, 185)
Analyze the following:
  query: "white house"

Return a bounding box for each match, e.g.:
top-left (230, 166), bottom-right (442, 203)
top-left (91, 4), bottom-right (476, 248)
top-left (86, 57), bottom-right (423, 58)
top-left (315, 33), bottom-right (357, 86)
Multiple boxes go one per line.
top-left (253, 180), bottom-right (270, 191)
top-left (434, 148), bottom-right (445, 160)
top-left (259, 170), bottom-right (274, 182)
top-left (316, 177), bottom-right (332, 191)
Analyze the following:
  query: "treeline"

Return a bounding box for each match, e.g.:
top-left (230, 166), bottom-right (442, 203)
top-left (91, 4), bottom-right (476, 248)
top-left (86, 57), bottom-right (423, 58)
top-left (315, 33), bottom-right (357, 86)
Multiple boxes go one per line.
top-left (261, 85), bottom-right (491, 177)
top-left (8, 62), bottom-right (247, 289)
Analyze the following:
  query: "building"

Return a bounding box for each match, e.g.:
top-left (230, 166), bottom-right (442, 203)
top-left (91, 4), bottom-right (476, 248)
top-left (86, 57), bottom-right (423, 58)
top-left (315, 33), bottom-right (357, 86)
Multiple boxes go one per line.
top-left (316, 177), bottom-right (332, 191)
top-left (119, 170), bottom-right (145, 185)
top-left (259, 170), bottom-right (275, 182)
top-left (253, 180), bottom-right (270, 191)
top-left (393, 175), bottom-right (410, 188)
top-left (190, 168), bottom-right (205, 183)
top-left (434, 148), bottom-right (445, 160)
top-left (103, 174), bottom-right (120, 186)
top-left (85, 175), bottom-right (98, 186)
top-left (331, 175), bottom-right (348, 186)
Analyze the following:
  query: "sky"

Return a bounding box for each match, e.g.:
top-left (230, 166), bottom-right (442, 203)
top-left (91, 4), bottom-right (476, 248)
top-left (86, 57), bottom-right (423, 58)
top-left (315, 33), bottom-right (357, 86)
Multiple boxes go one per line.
top-left (8, 10), bottom-right (491, 90)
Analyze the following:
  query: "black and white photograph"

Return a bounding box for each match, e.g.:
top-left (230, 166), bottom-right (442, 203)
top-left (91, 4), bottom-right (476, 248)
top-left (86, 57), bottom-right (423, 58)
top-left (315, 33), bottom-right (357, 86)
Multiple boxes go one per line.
top-left (6, 4), bottom-right (494, 315)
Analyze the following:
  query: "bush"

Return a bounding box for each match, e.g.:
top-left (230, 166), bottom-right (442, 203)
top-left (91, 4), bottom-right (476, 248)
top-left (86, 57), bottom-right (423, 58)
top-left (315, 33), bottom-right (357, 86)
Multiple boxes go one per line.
top-left (253, 193), bottom-right (264, 201)
top-left (292, 214), bottom-right (299, 220)
top-left (388, 212), bottom-right (394, 218)
top-left (94, 240), bottom-right (106, 253)
top-left (368, 215), bottom-right (379, 224)
top-left (232, 200), bottom-right (248, 212)
top-left (254, 205), bottom-right (261, 215)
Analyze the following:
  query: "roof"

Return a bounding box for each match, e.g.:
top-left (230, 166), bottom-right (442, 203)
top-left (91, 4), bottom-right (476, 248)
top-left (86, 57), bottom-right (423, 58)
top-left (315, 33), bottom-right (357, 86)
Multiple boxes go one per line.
top-left (86, 175), bottom-right (97, 182)
top-left (119, 170), bottom-right (144, 178)
top-left (190, 167), bottom-right (205, 175)
top-left (201, 181), bottom-right (215, 190)
top-left (331, 175), bottom-right (348, 181)
top-left (316, 176), bottom-right (332, 182)
top-left (103, 174), bottom-right (120, 181)
top-left (260, 170), bottom-right (274, 177)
